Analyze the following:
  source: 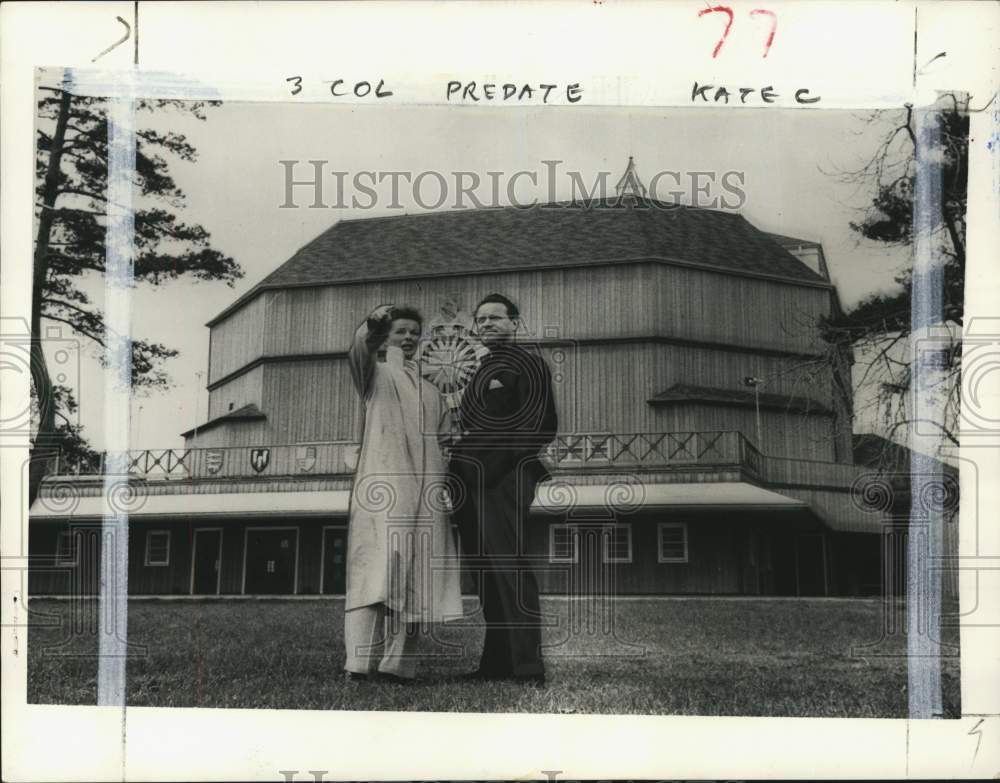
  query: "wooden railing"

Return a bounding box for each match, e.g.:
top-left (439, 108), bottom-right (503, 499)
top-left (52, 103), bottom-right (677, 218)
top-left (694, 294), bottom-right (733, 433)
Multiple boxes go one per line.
top-left (50, 431), bottom-right (856, 489)
top-left (185, 442), bottom-right (360, 479)
top-left (542, 430), bottom-right (750, 470)
top-left (50, 443), bottom-right (360, 480)
top-left (738, 436), bottom-right (764, 477)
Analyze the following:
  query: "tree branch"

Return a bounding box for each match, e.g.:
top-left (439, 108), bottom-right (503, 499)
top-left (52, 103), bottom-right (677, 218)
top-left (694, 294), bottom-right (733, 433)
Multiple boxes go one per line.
top-left (41, 296), bottom-right (100, 321)
top-left (55, 186), bottom-right (107, 204)
top-left (39, 204), bottom-right (106, 217)
top-left (40, 313), bottom-right (106, 348)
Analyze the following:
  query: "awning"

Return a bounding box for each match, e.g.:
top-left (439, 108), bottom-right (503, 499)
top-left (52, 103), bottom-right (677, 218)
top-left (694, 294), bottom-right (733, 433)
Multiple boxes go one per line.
top-left (533, 481), bottom-right (808, 514)
top-left (30, 490), bottom-right (352, 520)
top-left (32, 481), bottom-right (805, 520)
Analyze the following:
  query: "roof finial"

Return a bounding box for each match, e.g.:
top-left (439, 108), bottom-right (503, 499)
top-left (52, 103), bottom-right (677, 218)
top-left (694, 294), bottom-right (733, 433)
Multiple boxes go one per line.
top-left (614, 155), bottom-right (647, 204)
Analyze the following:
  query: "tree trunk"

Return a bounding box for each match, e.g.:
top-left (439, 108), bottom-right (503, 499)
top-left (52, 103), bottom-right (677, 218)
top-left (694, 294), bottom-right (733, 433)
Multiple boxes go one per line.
top-left (29, 87), bottom-right (72, 507)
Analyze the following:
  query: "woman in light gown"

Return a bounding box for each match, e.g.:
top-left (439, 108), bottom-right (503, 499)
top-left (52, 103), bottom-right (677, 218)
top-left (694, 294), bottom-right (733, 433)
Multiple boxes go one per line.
top-left (342, 304), bottom-right (463, 683)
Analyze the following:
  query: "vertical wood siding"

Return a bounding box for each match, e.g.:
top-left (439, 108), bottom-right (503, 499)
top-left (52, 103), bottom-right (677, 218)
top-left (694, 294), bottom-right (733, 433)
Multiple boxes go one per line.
top-left (217, 262), bottom-right (830, 368)
top-left (219, 526), bottom-right (245, 594)
top-left (207, 365), bottom-right (264, 422)
top-left (127, 523), bottom-right (193, 594)
top-left (203, 262), bottom-right (843, 458)
top-left (261, 361), bottom-right (361, 444)
top-left (297, 524), bottom-right (324, 594)
top-left (208, 294), bottom-right (268, 385)
top-left (232, 345), bottom-right (840, 461)
top-left (527, 513), bottom-right (745, 595)
top-left (28, 515), bottom-right (960, 601)
top-left (655, 265), bottom-right (829, 355)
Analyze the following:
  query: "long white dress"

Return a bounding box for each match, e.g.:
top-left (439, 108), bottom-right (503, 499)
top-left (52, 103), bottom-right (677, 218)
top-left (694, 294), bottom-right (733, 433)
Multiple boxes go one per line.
top-left (344, 322), bottom-right (463, 623)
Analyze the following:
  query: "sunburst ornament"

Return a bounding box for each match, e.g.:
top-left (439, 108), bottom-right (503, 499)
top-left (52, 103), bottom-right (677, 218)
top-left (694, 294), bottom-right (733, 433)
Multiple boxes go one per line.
top-left (419, 298), bottom-right (489, 409)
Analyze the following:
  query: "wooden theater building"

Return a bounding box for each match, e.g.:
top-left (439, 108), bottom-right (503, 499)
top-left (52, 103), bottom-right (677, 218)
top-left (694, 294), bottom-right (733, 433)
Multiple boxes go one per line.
top-left (30, 172), bottom-right (899, 599)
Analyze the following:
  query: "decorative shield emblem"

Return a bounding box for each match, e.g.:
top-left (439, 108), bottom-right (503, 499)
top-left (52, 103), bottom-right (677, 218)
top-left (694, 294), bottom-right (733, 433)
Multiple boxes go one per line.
top-left (296, 445), bottom-right (317, 473)
top-left (250, 447), bottom-right (270, 473)
top-left (205, 449), bottom-right (225, 475)
top-left (342, 444), bottom-right (360, 472)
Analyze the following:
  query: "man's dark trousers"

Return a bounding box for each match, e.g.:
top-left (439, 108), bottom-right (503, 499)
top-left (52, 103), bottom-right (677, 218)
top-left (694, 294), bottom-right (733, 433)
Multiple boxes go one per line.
top-left (450, 340), bottom-right (557, 679)
top-left (458, 461), bottom-right (544, 678)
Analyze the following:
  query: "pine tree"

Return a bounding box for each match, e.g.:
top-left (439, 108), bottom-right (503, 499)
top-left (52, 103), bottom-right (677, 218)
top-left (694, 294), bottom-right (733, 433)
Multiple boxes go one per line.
top-left (31, 81), bottom-right (243, 504)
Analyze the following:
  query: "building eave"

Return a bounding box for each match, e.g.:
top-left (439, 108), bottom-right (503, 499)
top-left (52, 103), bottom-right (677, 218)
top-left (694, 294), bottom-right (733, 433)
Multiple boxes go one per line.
top-left (180, 404), bottom-right (267, 439)
top-left (648, 384), bottom-right (834, 416)
top-left (206, 254), bottom-right (834, 328)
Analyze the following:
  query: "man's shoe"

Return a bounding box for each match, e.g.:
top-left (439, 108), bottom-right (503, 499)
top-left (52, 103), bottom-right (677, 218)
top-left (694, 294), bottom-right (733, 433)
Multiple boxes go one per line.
top-left (344, 671), bottom-right (370, 683)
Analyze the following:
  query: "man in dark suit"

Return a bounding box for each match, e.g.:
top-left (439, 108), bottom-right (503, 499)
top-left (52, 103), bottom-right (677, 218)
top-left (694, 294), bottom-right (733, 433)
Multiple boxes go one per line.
top-left (449, 293), bottom-right (558, 685)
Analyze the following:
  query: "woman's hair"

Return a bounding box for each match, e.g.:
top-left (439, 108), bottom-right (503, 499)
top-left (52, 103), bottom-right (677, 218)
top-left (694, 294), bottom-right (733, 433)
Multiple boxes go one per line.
top-left (388, 305), bottom-right (423, 327)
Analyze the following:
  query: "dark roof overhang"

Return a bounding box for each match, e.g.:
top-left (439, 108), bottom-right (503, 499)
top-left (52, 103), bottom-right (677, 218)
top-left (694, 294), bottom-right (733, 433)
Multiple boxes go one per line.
top-left (648, 383), bottom-right (834, 416)
top-left (180, 403), bottom-right (266, 439)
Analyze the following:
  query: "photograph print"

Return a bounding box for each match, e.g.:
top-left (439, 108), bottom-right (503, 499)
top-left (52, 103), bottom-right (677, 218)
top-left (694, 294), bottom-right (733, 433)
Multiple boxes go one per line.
top-left (25, 67), bottom-right (966, 718)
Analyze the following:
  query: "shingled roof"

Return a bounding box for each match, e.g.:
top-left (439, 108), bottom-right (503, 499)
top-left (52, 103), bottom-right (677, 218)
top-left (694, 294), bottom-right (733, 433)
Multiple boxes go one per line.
top-left (209, 199), bottom-right (828, 326)
top-left (648, 383), bottom-right (833, 416)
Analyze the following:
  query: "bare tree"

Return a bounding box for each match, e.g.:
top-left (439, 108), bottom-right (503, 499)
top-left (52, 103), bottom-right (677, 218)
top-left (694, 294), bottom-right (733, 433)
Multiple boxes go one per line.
top-left (820, 93), bottom-right (967, 469)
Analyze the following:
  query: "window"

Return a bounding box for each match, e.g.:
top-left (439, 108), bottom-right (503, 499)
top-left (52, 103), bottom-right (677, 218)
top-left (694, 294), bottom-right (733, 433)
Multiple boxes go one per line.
top-left (145, 530), bottom-right (171, 566)
top-left (603, 524), bottom-right (633, 563)
top-left (549, 524), bottom-right (578, 563)
top-left (56, 530), bottom-right (78, 566)
top-left (658, 523), bottom-right (688, 563)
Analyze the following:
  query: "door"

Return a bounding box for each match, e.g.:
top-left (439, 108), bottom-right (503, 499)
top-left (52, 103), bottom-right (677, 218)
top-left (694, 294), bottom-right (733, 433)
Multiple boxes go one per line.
top-left (768, 531), bottom-right (827, 596)
top-left (191, 529), bottom-right (222, 595)
top-left (795, 533), bottom-right (827, 596)
top-left (244, 528), bottom-right (298, 594)
top-left (742, 528), bottom-right (763, 594)
top-left (770, 534), bottom-right (797, 596)
top-left (322, 527), bottom-right (348, 594)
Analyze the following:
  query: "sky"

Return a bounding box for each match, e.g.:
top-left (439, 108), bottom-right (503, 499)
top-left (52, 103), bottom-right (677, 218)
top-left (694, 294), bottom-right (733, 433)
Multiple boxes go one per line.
top-left (42, 100), bottom-right (913, 452)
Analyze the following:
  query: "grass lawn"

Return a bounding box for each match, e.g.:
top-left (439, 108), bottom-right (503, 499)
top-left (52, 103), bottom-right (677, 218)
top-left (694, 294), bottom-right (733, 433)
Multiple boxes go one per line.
top-left (27, 597), bottom-right (961, 717)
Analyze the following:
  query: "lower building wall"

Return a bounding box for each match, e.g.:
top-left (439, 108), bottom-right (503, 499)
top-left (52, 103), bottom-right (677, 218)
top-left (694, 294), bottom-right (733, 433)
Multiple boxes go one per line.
top-left (829, 532), bottom-right (883, 597)
top-left (29, 511), bottom-right (861, 598)
top-left (30, 523), bottom-right (200, 596)
top-left (29, 519), bottom-right (336, 597)
top-left (527, 513), bottom-right (748, 595)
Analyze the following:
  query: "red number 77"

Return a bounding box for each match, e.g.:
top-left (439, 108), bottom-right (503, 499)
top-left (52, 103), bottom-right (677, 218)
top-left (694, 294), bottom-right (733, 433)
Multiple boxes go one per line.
top-left (698, 6), bottom-right (777, 58)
